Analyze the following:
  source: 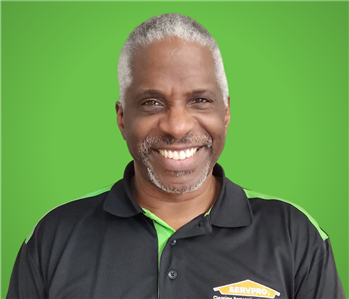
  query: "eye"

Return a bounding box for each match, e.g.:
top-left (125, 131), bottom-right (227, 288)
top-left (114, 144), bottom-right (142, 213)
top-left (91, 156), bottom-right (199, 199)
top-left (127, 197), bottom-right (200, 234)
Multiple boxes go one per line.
top-left (190, 98), bottom-right (212, 104)
top-left (141, 99), bottom-right (164, 113)
top-left (143, 99), bottom-right (162, 106)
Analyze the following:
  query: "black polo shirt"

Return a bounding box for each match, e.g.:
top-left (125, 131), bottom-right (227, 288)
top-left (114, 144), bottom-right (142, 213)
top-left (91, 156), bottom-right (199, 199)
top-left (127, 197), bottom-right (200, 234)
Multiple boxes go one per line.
top-left (7, 162), bottom-right (345, 299)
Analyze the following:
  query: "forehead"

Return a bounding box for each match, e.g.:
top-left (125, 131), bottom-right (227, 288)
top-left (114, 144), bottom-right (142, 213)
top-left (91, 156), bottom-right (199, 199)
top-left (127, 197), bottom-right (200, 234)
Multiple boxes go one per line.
top-left (128, 37), bottom-right (220, 97)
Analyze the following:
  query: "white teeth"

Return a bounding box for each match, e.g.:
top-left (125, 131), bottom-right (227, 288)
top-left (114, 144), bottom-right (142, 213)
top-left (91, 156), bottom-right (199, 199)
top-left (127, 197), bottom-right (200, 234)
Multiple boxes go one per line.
top-left (158, 147), bottom-right (199, 160)
top-left (173, 151), bottom-right (179, 160)
top-left (179, 151), bottom-right (186, 160)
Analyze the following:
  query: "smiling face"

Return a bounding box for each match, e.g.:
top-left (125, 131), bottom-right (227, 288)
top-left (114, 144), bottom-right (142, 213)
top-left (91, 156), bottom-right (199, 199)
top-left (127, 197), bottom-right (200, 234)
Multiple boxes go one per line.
top-left (116, 37), bottom-right (230, 194)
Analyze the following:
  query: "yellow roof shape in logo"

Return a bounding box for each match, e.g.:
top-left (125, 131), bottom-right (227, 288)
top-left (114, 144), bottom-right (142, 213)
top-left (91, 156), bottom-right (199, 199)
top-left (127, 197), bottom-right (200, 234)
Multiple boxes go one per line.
top-left (213, 279), bottom-right (281, 299)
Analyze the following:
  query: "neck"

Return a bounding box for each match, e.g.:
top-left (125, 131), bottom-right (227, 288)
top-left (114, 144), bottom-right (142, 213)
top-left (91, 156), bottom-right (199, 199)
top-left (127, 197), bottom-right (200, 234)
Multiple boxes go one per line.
top-left (132, 171), bottom-right (221, 230)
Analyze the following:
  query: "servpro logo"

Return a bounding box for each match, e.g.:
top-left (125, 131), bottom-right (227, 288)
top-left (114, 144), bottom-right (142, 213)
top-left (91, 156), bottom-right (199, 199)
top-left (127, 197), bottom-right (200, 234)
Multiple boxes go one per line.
top-left (213, 280), bottom-right (280, 299)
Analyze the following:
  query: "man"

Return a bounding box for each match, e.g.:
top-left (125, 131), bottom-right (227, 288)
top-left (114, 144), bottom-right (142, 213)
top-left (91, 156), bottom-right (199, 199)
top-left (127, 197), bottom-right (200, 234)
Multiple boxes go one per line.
top-left (7, 13), bottom-right (345, 299)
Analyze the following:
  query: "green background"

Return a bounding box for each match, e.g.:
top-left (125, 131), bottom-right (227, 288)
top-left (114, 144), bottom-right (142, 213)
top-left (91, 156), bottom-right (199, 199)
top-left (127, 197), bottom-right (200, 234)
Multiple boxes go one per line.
top-left (1, 1), bottom-right (348, 297)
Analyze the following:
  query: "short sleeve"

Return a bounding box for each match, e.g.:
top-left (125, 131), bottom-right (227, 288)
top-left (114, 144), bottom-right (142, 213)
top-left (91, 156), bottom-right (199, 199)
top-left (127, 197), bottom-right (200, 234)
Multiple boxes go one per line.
top-left (7, 242), bottom-right (46, 299)
top-left (295, 238), bottom-right (346, 299)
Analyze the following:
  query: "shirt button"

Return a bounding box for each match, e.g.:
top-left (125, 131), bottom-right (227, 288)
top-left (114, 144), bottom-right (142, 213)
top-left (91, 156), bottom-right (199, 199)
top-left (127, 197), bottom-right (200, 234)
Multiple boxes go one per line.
top-left (168, 270), bottom-right (178, 280)
top-left (170, 240), bottom-right (177, 246)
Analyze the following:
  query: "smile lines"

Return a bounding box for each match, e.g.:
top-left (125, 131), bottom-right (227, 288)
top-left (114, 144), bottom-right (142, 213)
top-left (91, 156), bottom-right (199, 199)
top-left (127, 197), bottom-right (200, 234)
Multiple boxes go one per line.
top-left (158, 148), bottom-right (199, 160)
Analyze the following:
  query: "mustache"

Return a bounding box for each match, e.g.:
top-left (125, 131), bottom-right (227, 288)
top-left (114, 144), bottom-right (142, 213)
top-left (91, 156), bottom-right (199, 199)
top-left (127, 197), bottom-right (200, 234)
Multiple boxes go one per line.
top-left (140, 134), bottom-right (213, 155)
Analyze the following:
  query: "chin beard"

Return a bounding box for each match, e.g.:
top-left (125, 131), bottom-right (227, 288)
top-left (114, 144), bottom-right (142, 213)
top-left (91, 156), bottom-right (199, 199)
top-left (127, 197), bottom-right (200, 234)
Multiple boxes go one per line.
top-left (146, 161), bottom-right (211, 194)
top-left (138, 134), bottom-right (213, 194)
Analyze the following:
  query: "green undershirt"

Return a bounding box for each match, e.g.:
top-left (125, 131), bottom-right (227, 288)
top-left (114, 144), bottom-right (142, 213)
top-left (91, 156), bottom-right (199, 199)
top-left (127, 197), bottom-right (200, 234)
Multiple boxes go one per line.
top-left (142, 208), bottom-right (212, 265)
top-left (142, 208), bottom-right (176, 264)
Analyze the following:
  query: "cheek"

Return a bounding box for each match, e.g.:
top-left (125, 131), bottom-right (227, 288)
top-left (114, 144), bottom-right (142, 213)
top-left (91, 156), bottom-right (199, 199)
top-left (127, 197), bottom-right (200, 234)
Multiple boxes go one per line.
top-left (200, 115), bottom-right (227, 151)
top-left (123, 116), bottom-right (158, 153)
top-left (201, 114), bottom-right (226, 136)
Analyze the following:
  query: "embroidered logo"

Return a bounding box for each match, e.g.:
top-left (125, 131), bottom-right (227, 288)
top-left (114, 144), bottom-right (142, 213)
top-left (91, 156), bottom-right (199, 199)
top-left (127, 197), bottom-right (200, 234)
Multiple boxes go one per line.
top-left (213, 279), bottom-right (280, 298)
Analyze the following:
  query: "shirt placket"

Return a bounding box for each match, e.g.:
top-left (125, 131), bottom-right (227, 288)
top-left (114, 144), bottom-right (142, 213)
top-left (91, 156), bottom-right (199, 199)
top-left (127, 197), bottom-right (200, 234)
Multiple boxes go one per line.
top-left (158, 215), bottom-right (212, 299)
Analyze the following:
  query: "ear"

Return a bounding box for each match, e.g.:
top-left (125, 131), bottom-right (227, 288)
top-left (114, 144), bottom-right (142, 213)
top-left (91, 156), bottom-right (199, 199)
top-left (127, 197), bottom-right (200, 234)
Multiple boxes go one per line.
top-left (224, 96), bottom-right (231, 135)
top-left (116, 101), bottom-right (126, 140)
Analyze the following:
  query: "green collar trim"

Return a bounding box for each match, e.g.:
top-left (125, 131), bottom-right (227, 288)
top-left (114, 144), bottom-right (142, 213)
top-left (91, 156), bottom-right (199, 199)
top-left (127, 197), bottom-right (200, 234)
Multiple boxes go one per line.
top-left (243, 189), bottom-right (328, 241)
top-left (142, 208), bottom-right (176, 232)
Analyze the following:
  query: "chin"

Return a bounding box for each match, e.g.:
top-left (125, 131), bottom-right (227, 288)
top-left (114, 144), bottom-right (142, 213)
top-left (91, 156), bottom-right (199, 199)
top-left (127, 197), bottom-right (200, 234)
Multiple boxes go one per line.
top-left (146, 161), bottom-right (211, 194)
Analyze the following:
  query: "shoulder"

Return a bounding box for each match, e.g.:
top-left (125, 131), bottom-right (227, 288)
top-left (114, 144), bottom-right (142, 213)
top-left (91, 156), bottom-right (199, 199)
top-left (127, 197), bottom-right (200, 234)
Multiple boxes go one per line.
top-left (25, 184), bottom-right (114, 245)
top-left (240, 188), bottom-right (332, 275)
top-left (242, 188), bottom-right (328, 242)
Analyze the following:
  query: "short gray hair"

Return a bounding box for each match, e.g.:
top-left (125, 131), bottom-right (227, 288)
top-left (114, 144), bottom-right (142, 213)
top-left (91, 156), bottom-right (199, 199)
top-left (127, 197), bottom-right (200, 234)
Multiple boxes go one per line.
top-left (117, 13), bottom-right (229, 107)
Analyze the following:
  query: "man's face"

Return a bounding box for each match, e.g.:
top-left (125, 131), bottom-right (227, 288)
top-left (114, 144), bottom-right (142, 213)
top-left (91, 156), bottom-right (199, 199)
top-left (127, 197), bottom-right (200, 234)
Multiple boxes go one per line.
top-left (117, 37), bottom-right (230, 193)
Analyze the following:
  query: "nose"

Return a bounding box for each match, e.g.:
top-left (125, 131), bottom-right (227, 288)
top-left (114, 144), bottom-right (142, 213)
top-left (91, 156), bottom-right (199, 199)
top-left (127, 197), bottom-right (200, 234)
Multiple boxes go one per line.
top-left (158, 106), bottom-right (195, 140)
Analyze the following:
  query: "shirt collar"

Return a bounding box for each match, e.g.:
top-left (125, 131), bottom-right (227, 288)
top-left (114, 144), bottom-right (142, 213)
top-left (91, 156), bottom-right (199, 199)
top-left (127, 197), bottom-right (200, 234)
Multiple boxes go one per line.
top-left (103, 161), bottom-right (253, 228)
top-left (103, 161), bottom-right (143, 218)
top-left (210, 164), bottom-right (253, 227)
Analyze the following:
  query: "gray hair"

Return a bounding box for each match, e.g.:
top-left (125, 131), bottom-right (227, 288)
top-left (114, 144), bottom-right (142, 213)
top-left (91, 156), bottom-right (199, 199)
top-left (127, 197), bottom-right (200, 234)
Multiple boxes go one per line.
top-left (117, 13), bottom-right (229, 107)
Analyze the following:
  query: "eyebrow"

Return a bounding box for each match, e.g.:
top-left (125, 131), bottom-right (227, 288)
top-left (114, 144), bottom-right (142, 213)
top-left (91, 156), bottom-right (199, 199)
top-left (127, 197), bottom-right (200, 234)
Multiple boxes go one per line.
top-left (137, 89), bottom-right (164, 98)
top-left (136, 89), bottom-right (214, 98)
top-left (189, 89), bottom-right (211, 97)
